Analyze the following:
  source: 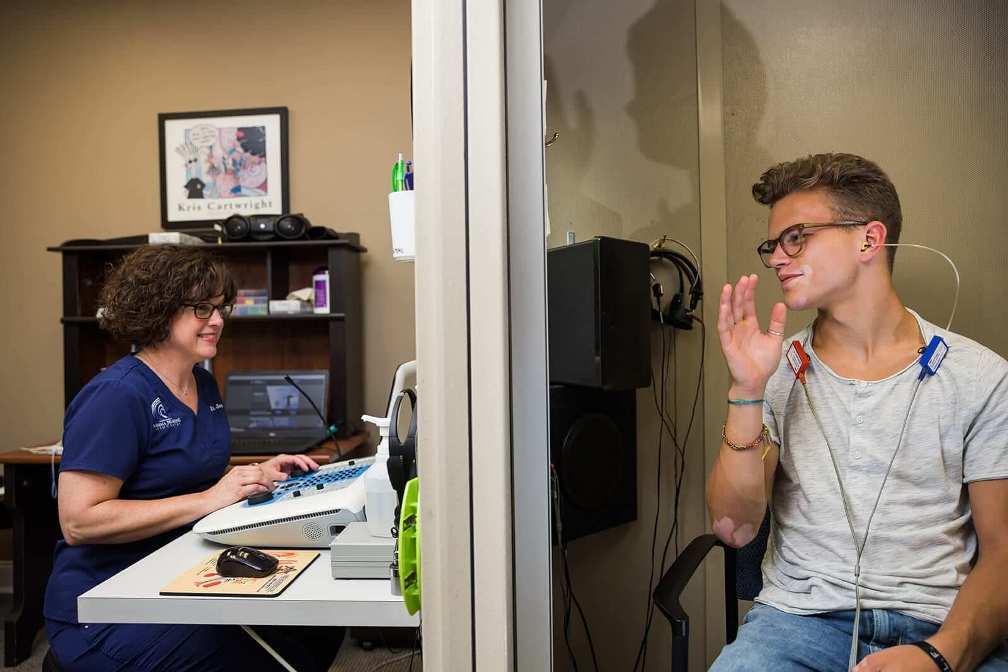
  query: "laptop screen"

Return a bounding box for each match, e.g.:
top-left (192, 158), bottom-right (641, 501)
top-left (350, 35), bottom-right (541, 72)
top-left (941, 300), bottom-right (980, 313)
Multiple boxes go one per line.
top-left (225, 371), bottom-right (328, 433)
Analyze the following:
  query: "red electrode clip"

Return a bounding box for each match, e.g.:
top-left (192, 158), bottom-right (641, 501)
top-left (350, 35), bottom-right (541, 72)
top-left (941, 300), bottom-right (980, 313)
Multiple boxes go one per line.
top-left (787, 340), bottom-right (810, 383)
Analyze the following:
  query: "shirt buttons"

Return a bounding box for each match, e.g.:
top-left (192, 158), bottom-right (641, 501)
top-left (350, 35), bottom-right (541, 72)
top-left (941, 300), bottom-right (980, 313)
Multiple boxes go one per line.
top-left (856, 415), bottom-right (864, 424)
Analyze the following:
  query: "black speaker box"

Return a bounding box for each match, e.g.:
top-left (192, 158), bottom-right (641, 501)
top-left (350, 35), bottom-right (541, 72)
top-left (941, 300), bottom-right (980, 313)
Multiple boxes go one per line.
top-left (550, 385), bottom-right (637, 543)
top-left (222, 213), bottom-right (310, 241)
top-left (547, 236), bottom-right (650, 390)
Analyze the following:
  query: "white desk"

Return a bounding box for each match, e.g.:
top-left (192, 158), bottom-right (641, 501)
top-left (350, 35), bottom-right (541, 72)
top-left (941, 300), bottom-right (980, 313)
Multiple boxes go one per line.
top-left (78, 532), bottom-right (419, 628)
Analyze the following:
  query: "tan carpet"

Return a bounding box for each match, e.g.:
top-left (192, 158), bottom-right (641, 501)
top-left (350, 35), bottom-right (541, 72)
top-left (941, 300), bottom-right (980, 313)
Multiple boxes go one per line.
top-left (330, 640), bottom-right (422, 672)
top-left (3, 628), bottom-right (420, 672)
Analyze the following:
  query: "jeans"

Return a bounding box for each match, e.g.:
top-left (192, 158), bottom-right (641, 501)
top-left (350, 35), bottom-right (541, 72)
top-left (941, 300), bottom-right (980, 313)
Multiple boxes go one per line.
top-left (710, 603), bottom-right (1008, 671)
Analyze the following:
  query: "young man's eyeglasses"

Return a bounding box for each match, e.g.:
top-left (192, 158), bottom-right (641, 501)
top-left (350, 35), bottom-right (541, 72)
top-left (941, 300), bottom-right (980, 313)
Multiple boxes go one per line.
top-left (186, 302), bottom-right (235, 319)
top-left (756, 221), bottom-right (868, 268)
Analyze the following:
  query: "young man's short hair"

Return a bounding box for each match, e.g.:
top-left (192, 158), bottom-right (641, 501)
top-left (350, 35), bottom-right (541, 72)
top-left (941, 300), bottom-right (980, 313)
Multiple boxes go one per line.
top-left (752, 153), bottom-right (902, 269)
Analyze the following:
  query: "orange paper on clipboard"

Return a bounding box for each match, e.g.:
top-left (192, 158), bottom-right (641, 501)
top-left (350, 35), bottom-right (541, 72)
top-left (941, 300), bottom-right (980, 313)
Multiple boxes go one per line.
top-left (160, 550), bottom-right (319, 597)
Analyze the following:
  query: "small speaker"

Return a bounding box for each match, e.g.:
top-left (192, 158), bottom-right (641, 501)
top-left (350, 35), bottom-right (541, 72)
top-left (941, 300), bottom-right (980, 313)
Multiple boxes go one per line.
top-left (547, 236), bottom-right (650, 390)
top-left (550, 385), bottom-right (637, 543)
top-left (222, 213), bottom-right (311, 241)
top-left (222, 213), bottom-right (250, 240)
top-left (275, 213), bottom-right (309, 239)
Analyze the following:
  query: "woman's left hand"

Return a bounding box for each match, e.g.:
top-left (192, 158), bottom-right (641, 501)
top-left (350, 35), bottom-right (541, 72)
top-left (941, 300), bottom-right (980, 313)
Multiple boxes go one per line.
top-left (259, 454), bottom-right (321, 482)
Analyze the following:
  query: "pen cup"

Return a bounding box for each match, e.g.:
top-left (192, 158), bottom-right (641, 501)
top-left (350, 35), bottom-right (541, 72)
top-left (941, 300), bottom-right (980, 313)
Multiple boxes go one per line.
top-left (388, 191), bottom-right (415, 262)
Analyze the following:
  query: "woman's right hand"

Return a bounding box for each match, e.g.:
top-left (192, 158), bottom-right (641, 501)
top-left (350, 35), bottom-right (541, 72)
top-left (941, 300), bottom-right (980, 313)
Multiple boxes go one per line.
top-left (717, 274), bottom-right (788, 396)
top-left (203, 464), bottom-right (277, 512)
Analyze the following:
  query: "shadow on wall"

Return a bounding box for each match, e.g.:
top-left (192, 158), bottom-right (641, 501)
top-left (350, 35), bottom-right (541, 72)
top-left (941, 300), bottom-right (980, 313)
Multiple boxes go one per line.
top-left (721, 4), bottom-right (783, 318)
top-left (620, 0), bottom-right (701, 249)
top-left (544, 54), bottom-right (623, 247)
top-left (625, 0), bottom-right (702, 249)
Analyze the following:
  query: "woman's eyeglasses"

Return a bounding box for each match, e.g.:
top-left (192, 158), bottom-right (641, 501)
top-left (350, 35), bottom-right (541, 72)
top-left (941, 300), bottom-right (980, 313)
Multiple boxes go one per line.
top-left (186, 302), bottom-right (235, 319)
top-left (756, 221), bottom-right (868, 268)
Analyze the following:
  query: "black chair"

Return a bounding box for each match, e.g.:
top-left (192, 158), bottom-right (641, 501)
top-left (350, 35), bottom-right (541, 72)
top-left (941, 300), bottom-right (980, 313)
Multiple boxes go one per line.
top-left (652, 513), bottom-right (771, 670)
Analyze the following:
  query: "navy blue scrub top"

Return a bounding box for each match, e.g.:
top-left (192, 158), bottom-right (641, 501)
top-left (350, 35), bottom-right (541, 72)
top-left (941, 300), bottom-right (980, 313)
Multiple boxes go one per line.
top-left (44, 355), bottom-right (231, 624)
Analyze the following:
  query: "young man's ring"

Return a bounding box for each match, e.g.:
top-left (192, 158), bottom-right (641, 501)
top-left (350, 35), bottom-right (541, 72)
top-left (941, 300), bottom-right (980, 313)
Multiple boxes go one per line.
top-left (767, 329), bottom-right (784, 337)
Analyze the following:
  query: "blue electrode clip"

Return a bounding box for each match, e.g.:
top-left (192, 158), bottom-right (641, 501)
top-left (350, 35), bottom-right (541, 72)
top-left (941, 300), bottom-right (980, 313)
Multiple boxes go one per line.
top-left (918, 335), bottom-right (949, 379)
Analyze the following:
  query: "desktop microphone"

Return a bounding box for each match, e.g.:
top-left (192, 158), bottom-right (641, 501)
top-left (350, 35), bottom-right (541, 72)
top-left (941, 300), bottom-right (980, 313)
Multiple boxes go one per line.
top-left (283, 375), bottom-right (339, 439)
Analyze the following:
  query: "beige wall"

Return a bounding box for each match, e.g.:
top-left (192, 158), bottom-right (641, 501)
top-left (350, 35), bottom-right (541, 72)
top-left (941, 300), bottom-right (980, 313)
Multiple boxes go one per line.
top-left (0, 0), bottom-right (415, 450)
top-left (722, 0), bottom-right (1008, 355)
top-left (544, 1), bottom-right (709, 669)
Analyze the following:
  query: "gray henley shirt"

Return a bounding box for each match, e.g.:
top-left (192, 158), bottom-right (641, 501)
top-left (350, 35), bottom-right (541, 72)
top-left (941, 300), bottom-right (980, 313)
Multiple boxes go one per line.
top-left (758, 308), bottom-right (1008, 624)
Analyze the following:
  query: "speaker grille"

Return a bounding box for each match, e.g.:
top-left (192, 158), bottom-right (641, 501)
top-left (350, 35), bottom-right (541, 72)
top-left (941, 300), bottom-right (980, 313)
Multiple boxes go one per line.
top-left (275, 214), bottom-right (307, 239)
top-left (561, 413), bottom-right (622, 511)
top-left (222, 214), bottom-right (249, 241)
top-left (302, 522), bottom-right (324, 542)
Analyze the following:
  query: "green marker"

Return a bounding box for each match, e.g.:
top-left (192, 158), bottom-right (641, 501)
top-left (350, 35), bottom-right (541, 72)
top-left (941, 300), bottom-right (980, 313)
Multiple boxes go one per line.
top-left (391, 152), bottom-right (405, 192)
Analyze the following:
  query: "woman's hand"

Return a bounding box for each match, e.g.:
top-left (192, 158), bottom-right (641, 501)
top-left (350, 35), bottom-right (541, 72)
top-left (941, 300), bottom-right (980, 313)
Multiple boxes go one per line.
top-left (717, 274), bottom-right (788, 397)
top-left (203, 464), bottom-right (279, 511)
top-left (259, 454), bottom-right (320, 481)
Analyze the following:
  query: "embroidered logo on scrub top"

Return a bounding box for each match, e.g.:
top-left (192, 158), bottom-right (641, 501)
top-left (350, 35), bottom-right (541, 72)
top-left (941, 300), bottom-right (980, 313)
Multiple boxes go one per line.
top-left (209, 402), bottom-right (224, 413)
top-left (151, 397), bottom-right (182, 431)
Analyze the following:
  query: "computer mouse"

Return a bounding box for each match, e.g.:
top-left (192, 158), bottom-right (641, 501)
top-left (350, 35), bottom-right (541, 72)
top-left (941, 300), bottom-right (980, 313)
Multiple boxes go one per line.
top-left (245, 491), bottom-right (274, 505)
top-left (215, 546), bottom-right (279, 578)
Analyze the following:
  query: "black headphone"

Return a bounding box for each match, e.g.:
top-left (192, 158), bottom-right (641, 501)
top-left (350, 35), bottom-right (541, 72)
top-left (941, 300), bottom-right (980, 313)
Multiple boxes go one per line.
top-left (387, 388), bottom-right (418, 508)
top-left (648, 246), bottom-right (702, 329)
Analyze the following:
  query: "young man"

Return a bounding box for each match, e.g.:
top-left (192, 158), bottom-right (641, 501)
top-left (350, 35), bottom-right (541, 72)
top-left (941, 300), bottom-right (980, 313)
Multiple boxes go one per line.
top-left (707, 153), bottom-right (1008, 672)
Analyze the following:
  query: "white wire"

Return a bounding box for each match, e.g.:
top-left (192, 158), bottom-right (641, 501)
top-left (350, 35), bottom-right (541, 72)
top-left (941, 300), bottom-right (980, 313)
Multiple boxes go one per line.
top-left (882, 243), bottom-right (960, 330)
top-left (803, 375), bottom-right (924, 671)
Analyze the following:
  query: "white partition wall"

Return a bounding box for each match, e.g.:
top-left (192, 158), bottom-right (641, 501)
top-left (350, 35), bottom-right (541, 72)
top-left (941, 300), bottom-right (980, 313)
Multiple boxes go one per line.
top-left (504, 0), bottom-right (555, 670)
top-left (411, 0), bottom-right (552, 669)
top-left (410, 1), bottom-right (474, 668)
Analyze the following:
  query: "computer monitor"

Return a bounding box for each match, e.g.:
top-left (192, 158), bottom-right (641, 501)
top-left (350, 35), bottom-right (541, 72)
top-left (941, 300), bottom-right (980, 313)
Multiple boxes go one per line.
top-left (225, 370), bottom-right (328, 433)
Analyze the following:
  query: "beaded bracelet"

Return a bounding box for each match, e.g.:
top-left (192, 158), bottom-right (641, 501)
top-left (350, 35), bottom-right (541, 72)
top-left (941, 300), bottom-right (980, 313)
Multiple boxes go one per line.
top-left (722, 423), bottom-right (770, 453)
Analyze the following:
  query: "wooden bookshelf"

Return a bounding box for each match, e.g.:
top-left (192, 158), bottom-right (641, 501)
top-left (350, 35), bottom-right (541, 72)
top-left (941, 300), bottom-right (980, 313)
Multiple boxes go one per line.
top-left (47, 238), bottom-right (367, 436)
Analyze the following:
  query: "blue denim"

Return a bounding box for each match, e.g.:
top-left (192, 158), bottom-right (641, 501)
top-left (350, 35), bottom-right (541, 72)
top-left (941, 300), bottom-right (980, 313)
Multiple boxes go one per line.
top-left (46, 619), bottom-right (344, 672)
top-left (710, 603), bottom-right (1008, 671)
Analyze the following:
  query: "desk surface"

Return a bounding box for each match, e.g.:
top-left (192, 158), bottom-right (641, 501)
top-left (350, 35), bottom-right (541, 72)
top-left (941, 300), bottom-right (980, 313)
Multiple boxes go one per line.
top-left (0, 432), bottom-right (369, 466)
top-left (78, 532), bottom-right (418, 628)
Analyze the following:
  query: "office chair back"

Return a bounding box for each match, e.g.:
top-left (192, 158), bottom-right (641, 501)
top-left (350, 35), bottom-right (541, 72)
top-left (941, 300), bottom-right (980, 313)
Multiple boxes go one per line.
top-left (653, 512), bottom-right (771, 670)
top-left (735, 513), bottom-right (770, 601)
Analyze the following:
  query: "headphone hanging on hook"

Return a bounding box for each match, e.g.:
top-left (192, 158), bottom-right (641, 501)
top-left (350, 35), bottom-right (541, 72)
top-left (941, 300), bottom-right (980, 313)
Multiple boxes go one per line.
top-left (648, 237), bottom-right (703, 330)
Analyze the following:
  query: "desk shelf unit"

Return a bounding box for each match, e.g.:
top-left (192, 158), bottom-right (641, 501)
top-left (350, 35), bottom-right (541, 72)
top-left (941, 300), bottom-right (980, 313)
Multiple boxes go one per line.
top-left (48, 238), bottom-right (366, 436)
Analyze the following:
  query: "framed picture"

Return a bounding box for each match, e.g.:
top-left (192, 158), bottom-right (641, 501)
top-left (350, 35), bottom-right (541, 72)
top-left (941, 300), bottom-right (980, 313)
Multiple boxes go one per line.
top-left (158, 107), bottom-right (289, 230)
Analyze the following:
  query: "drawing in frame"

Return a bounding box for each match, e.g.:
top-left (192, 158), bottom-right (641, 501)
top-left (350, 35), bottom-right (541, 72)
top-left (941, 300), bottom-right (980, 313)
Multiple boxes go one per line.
top-left (158, 107), bottom-right (289, 230)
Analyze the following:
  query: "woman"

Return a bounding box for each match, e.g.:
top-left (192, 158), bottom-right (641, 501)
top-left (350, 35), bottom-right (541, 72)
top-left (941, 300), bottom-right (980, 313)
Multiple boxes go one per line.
top-left (43, 245), bottom-right (343, 671)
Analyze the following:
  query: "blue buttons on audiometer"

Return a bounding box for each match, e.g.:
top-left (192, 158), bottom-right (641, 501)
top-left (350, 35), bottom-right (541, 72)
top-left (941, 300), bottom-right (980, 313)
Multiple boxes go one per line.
top-left (248, 464), bottom-right (370, 506)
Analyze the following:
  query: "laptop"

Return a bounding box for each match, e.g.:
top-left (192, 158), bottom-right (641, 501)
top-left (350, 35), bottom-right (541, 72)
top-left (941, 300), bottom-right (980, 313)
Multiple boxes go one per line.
top-left (225, 370), bottom-right (329, 455)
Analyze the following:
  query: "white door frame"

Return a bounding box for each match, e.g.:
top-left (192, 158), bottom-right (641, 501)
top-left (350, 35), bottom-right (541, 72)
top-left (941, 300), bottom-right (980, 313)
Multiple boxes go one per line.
top-left (411, 0), bottom-right (552, 669)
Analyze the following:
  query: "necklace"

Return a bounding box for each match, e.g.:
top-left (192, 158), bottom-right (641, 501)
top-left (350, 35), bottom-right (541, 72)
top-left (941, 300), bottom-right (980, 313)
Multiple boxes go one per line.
top-left (137, 352), bottom-right (194, 398)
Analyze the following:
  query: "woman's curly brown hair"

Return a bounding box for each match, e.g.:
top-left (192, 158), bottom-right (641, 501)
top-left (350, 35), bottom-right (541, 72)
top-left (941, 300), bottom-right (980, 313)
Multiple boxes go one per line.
top-left (98, 245), bottom-right (237, 347)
